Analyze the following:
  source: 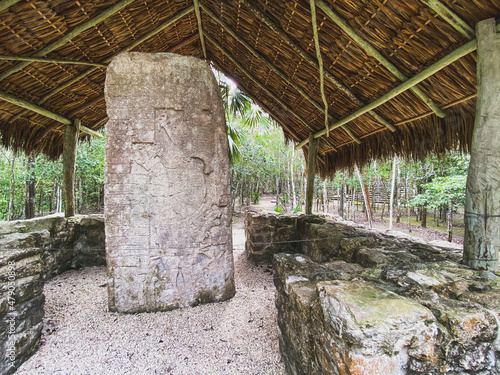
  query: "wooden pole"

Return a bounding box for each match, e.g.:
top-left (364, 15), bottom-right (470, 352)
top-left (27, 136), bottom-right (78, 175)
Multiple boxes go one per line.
top-left (240, 0), bottom-right (396, 132)
top-left (463, 19), bottom-right (500, 271)
top-left (0, 90), bottom-right (102, 138)
top-left (0, 0), bottom-right (136, 82)
top-left (305, 133), bottom-right (319, 214)
top-left (0, 0), bottom-right (22, 13)
top-left (316, 0), bottom-right (445, 118)
top-left (419, 0), bottom-right (475, 40)
top-left (295, 38), bottom-right (477, 149)
top-left (0, 55), bottom-right (107, 68)
top-left (389, 154), bottom-right (398, 230)
top-left (63, 119), bottom-right (80, 217)
top-left (193, 0), bottom-right (207, 59)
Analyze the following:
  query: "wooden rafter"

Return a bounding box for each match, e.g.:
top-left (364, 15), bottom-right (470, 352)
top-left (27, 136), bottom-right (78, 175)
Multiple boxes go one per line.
top-left (420, 0), bottom-right (475, 40)
top-left (0, 90), bottom-right (103, 138)
top-left (240, 0), bottom-right (396, 133)
top-left (8, 7), bottom-right (195, 123)
top-left (0, 0), bottom-right (22, 13)
top-left (193, 0), bottom-right (207, 59)
top-left (201, 2), bottom-right (360, 144)
top-left (296, 38), bottom-right (478, 149)
top-left (0, 55), bottom-right (107, 68)
top-left (205, 33), bottom-right (337, 152)
top-left (316, 0), bottom-right (446, 118)
top-left (0, 0), bottom-right (137, 82)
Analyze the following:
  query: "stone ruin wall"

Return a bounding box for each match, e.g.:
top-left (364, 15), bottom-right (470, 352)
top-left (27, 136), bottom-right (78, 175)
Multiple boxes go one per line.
top-left (245, 212), bottom-right (500, 375)
top-left (104, 53), bottom-right (234, 313)
top-left (0, 215), bottom-right (105, 375)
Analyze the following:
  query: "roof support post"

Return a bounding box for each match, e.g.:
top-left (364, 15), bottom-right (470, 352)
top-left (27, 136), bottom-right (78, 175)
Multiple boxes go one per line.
top-left (193, 0), bottom-right (207, 59)
top-left (315, 0), bottom-right (446, 118)
top-left (63, 118), bottom-right (80, 217)
top-left (463, 18), bottom-right (500, 271)
top-left (305, 133), bottom-right (319, 215)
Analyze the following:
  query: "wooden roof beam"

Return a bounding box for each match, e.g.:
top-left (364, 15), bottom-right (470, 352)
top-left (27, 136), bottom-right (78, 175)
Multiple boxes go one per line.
top-left (193, 0), bottom-right (207, 59)
top-left (296, 38), bottom-right (477, 149)
top-left (0, 0), bottom-right (137, 82)
top-left (205, 33), bottom-right (337, 152)
top-left (239, 0), bottom-right (396, 133)
top-left (200, 3), bottom-right (360, 144)
top-left (0, 55), bottom-right (107, 68)
top-left (0, 90), bottom-right (103, 138)
top-left (420, 0), bottom-right (475, 40)
top-left (8, 7), bottom-right (195, 123)
top-left (0, 0), bottom-right (22, 13)
top-left (316, 0), bottom-right (446, 118)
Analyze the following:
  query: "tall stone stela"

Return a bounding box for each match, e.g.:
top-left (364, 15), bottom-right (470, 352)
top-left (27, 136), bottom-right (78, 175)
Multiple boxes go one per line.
top-left (104, 53), bottom-right (235, 313)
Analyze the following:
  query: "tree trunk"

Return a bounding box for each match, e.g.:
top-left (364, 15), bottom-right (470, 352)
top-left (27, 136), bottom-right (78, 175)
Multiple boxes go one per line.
top-left (305, 133), bottom-right (318, 215)
top-left (448, 200), bottom-right (453, 242)
top-left (396, 160), bottom-right (402, 224)
top-left (339, 172), bottom-right (345, 218)
top-left (464, 19), bottom-right (500, 271)
top-left (63, 120), bottom-right (80, 217)
top-left (355, 164), bottom-right (372, 229)
top-left (25, 154), bottom-right (36, 219)
top-left (389, 154), bottom-right (397, 230)
top-left (7, 152), bottom-right (16, 221)
top-left (421, 206), bottom-right (427, 228)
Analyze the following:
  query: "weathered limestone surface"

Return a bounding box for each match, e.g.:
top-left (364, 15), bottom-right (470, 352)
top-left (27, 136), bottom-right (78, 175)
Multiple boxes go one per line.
top-left (246, 214), bottom-right (500, 374)
top-left (0, 214), bottom-right (106, 278)
top-left (105, 52), bottom-right (234, 313)
top-left (0, 249), bottom-right (44, 375)
top-left (0, 214), bottom-right (105, 373)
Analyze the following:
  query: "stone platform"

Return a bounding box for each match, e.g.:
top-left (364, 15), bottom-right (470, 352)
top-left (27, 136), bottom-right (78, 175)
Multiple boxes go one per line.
top-left (246, 212), bottom-right (500, 374)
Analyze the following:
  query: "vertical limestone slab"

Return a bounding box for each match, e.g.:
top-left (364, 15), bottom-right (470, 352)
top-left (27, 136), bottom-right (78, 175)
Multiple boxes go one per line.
top-left (104, 52), bottom-right (235, 313)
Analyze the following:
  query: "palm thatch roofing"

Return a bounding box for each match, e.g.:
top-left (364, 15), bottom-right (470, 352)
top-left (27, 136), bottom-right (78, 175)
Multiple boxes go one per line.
top-left (0, 0), bottom-right (498, 176)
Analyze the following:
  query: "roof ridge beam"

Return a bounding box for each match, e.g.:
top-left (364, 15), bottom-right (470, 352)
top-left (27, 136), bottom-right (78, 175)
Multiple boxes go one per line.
top-left (295, 38), bottom-right (477, 149)
top-left (205, 33), bottom-right (337, 152)
top-left (8, 7), bottom-right (195, 123)
top-left (315, 0), bottom-right (446, 118)
top-left (239, 0), bottom-right (396, 132)
top-left (0, 0), bottom-right (22, 13)
top-left (200, 3), bottom-right (360, 144)
top-left (0, 55), bottom-right (107, 68)
top-left (193, 0), bottom-right (207, 59)
top-left (420, 0), bottom-right (475, 40)
top-left (0, 90), bottom-right (102, 138)
top-left (0, 0), bottom-right (137, 82)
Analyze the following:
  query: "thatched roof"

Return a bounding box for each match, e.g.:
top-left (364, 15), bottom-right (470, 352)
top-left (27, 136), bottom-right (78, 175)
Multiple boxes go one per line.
top-left (0, 0), bottom-right (498, 176)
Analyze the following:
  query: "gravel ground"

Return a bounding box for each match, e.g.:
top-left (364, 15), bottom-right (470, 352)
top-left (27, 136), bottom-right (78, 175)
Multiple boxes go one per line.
top-left (17, 224), bottom-right (285, 375)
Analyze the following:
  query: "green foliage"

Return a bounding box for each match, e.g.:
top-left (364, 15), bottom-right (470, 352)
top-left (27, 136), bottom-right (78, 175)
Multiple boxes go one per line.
top-left (412, 175), bottom-right (467, 209)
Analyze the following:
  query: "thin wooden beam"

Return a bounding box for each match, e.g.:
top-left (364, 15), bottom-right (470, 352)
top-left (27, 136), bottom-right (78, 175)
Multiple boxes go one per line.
top-left (193, 0), bottom-right (207, 59)
top-left (63, 118), bottom-right (80, 217)
top-left (8, 7), bottom-right (195, 122)
top-left (240, 0), bottom-right (396, 132)
top-left (420, 0), bottom-right (475, 40)
top-left (0, 0), bottom-right (22, 13)
top-left (309, 0), bottom-right (329, 137)
top-left (0, 90), bottom-right (103, 138)
top-left (316, 0), bottom-right (446, 118)
top-left (305, 133), bottom-right (319, 214)
top-left (0, 55), bottom-right (107, 68)
top-left (201, 3), bottom-right (360, 144)
top-left (296, 38), bottom-right (477, 149)
top-left (0, 0), bottom-right (137, 82)
top-left (205, 33), bottom-right (337, 152)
